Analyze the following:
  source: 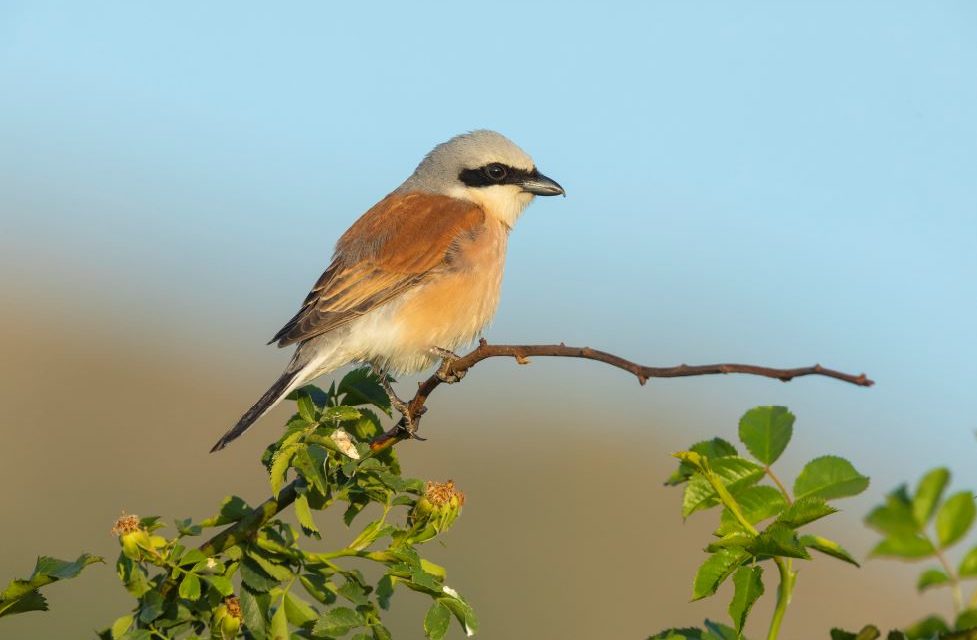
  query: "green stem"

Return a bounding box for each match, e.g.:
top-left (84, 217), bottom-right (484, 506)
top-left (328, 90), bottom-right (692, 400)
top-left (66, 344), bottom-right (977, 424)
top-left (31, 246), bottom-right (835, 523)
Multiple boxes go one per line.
top-left (930, 538), bottom-right (963, 614)
top-left (766, 557), bottom-right (796, 640)
top-left (765, 466), bottom-right (793, 505)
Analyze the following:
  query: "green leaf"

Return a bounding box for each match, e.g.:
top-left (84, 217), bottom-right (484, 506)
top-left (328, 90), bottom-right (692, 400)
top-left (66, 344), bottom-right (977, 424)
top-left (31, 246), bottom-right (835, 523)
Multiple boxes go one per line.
top-left (269, 599), bottom-right (289, 640)
top-left (438, 593), bottom-right (479, 637)
top-left (269, 444), bottom-right (298, 496)
top-left (728, 565), bottom-right (764, 633)
top-left (794, 456), bottom-right (869, 501)
top-left (338, 579), bottom-right (369, 607)
top-left (716, 485), bottom-right (787, 535)
top-left (241, 557), bottom-right (279, 593)
top-left (376, 574), bottom-right (394, 610)
top-left (738, 406), bottom-right (794, 465)
top-left (917, 568), bottom-right (950, 592)
top-left (338, 367), bottom-right (391, 414)
top-left (956, 609), bottom-right (977, 631)
top-left (110, 614), bottom-right (133, 639)
top-left (297, 391), bottom-right (317, 423)
top-left (424, 601), bottom-right (452, 640)
top-left (203, 575), bottom-right (234, 597)
top-left (865, 486), bottom-right (919, 537)
top-left (799, 534), bottom-right (860, 567)
top-left (682, 457), bottom-right (765, 517)
top-left (959, 546), bottom-right (977, 577)
top-left (703, 619), bottom-right (739, 639)
top-left (294, 493), bottom-right (321, 539)
top-left (0, 553), bottom-right (103, 619)
top-left (283, 591), bottom-right (318, 627)
top-left (178, 573), bottom-right (201, 601)
top-left (936, 491), bottom-right (976, 548)
top-left (870, 534), bottom-right (935, 559)
top-left (903, 615), bottom-right (949, 639)
top-left (247, 551), bottom-right (294, 582)
top-left (692, 549), bottom-right (749, 600)
top-left (239, 587), bottom-right (271, 639)
top-left (200, 495), bottom-right (252, 527)
top-left (829, 627), bottom-right (882, 640)
top-left (749, 523), bottom-right (810, 559)
top-left (913, 467), bottom-right (951, 526)
top-left (312, 606), bottom-right (363, 637)
top-left (775, 496), bottom-right (838, 529)
top-left (666, 438), bottom-right (738, 486)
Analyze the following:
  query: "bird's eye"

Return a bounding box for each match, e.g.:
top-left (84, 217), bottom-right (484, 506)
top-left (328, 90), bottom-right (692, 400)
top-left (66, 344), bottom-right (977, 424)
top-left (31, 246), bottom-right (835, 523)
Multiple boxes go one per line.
top-left (483, 163), bottom-right (507, 182)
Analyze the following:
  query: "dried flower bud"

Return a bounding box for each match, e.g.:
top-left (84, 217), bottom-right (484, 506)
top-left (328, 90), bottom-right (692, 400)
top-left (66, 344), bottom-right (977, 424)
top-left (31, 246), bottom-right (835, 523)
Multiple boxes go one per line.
top-left (111, 513), bottom-right (141, 537)
top-left (408, 481), bottom-right (465, 543)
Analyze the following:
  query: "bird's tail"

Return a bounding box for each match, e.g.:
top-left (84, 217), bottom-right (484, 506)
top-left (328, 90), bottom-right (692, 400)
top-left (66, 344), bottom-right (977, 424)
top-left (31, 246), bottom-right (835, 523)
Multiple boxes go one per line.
top-left (210, 338), bottom-right (350, 452)
top-left (209, 369), bottom-right (304, 452)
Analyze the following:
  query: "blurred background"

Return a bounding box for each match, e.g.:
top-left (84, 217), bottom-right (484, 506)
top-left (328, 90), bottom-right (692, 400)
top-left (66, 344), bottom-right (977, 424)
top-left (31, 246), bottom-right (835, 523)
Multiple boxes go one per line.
top-left (2, 1), bottom-right (975, 637)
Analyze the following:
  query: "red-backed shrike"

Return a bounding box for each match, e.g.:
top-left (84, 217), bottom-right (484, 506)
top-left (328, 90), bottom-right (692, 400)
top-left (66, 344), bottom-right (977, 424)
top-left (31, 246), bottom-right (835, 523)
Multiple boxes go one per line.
top-left (211, 130), bottom-right (564, 451)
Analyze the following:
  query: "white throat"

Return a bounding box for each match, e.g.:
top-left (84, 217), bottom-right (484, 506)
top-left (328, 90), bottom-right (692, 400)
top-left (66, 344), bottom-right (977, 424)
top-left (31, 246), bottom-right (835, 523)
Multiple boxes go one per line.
top-left (451, 184), bottom-right (534, 228)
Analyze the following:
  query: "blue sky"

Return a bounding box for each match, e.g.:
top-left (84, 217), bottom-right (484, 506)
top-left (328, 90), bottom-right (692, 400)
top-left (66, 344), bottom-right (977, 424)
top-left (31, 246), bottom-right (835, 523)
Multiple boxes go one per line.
top-left (2, 1), bottom-right (976, 490)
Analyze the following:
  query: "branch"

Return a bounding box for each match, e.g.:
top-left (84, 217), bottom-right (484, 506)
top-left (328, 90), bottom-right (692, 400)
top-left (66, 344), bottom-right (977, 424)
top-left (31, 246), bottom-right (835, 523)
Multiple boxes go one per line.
top-left (195, 340), bottom-right (873, 557)
top-left (370, 339), bottom-right (874, 450)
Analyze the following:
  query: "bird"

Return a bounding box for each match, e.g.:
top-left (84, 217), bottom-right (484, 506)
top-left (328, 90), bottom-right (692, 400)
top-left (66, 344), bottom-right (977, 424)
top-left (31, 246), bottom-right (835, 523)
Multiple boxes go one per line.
top-left (210, 130), bottom-right (564, 452)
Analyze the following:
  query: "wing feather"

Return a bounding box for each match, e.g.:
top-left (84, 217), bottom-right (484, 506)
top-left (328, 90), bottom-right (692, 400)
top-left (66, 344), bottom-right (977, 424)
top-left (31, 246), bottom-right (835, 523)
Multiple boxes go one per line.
top-left (270, 192), bottom-right (485, 347)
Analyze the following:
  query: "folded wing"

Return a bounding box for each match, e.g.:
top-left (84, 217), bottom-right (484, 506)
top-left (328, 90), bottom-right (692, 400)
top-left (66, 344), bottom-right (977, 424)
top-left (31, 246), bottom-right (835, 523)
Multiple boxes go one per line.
top-left (270, 192), bottom-right (485, 347)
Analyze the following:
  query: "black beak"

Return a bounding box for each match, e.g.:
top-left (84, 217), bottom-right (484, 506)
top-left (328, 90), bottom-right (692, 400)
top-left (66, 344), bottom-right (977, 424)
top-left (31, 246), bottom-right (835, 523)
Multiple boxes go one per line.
top-left (520, 172), bottom-right (565, 197)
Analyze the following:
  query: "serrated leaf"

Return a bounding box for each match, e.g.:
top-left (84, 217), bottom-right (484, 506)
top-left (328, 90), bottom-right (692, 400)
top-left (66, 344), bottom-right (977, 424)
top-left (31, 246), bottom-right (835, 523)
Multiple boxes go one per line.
top-left (296, 392), bottom-right (317, 423)
top-left (294, 493), bottom-right (321, 539)
top-left (729, 565), bottom-right (764, 633)
top-left (917, 568), bottom-right (950, 592)
top-left (716, 485), bottom-right (788, 535)
top-left (283, 591), bottom-right (318, 627)
top-left (666, 438), bottom-right (738, 486)
top-left (269, 445), bottom-right (298, 496)
top-left (692, 549), bottom-right (749, 600)
top-left (338, 579), bottom-right (369, 607)
top-left (738, 406), bottom-right (794, 465)
top-left (683, 457), bottom-right (765, 517)
top-left (178, 573), bottom-right (201, 601)
top-left (913, 467), bottom-right (950, 526)
top-left (247, 551), bottom-right (294, 582)
top-left (203, 575), bottom-right (234, 597)
top-left (312, 606), bottom-right (363, 637)
top-left (776, 496), bottom-right (837, 529)
top-left (703, 619), bottom-right (739, 639)
top-left (377, 574), bottom-right (395, 610)
top-left (269, 599), bottom-right (288, 640)
top-left (0, 553), bottom-right (103, 618)
top-left (338, 367), bottom-right (391, 414)
top-left (870, 534), bottom-right (935, 559)
top-left (241, 558), bottom-right (279, 593)
top-left (424, 601), bottom-right (452, 640)
top-left (936, 491), bottom-right (976, 549)
top-left (794, 456), bottom-right (869, 501)
top-left (799, 534), bottom-right (860, 567)
top-left (438, 593), bottom-right (478, 637)
top-left (749, 524), bottom-right (810, 559)
top-left (239, 587), bottom-right (270, 639)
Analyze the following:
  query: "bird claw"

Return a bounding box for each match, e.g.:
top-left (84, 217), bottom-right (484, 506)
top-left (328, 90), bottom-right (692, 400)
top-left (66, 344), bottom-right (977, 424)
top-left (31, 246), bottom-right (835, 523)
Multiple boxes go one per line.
top-left (431, 347), bottom-right (466, 383)
top-left (374, 365), bottom-right (426, 439)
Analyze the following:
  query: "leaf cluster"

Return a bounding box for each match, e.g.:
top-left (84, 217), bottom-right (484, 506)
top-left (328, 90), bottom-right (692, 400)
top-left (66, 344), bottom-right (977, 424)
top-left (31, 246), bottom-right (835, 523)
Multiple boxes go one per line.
top-left (863, 467), bottom-right (977, 636)
top-left (656, 406), bottom-right (869, 639)
top-left (0, 554), bottom-right (102, 619)
top-left (100, 368), bottom-right (475, 640)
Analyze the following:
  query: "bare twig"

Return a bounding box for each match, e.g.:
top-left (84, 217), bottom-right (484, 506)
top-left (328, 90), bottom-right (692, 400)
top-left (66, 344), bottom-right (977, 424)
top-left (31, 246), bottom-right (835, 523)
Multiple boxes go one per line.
top-left (371, 339), bottom-right (873, 451)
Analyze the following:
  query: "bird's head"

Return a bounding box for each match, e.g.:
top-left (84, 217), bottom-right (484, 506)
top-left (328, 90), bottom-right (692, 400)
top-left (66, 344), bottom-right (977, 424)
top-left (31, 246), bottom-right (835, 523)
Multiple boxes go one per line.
top-left (398, 130), bottom-right (564, 227)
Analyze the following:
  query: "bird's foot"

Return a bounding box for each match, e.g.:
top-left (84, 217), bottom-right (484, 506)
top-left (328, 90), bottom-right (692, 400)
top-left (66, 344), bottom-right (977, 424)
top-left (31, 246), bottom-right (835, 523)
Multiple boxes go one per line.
top-left (373, 366), bottom-right (426, 440)
top-left (431, 346), bottom-right (466, 383)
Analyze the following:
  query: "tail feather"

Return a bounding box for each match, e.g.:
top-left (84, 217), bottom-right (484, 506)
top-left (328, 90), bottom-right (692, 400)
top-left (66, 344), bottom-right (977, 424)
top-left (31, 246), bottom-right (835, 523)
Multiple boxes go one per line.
top-left (210, 370), bottom-right (301, 452)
